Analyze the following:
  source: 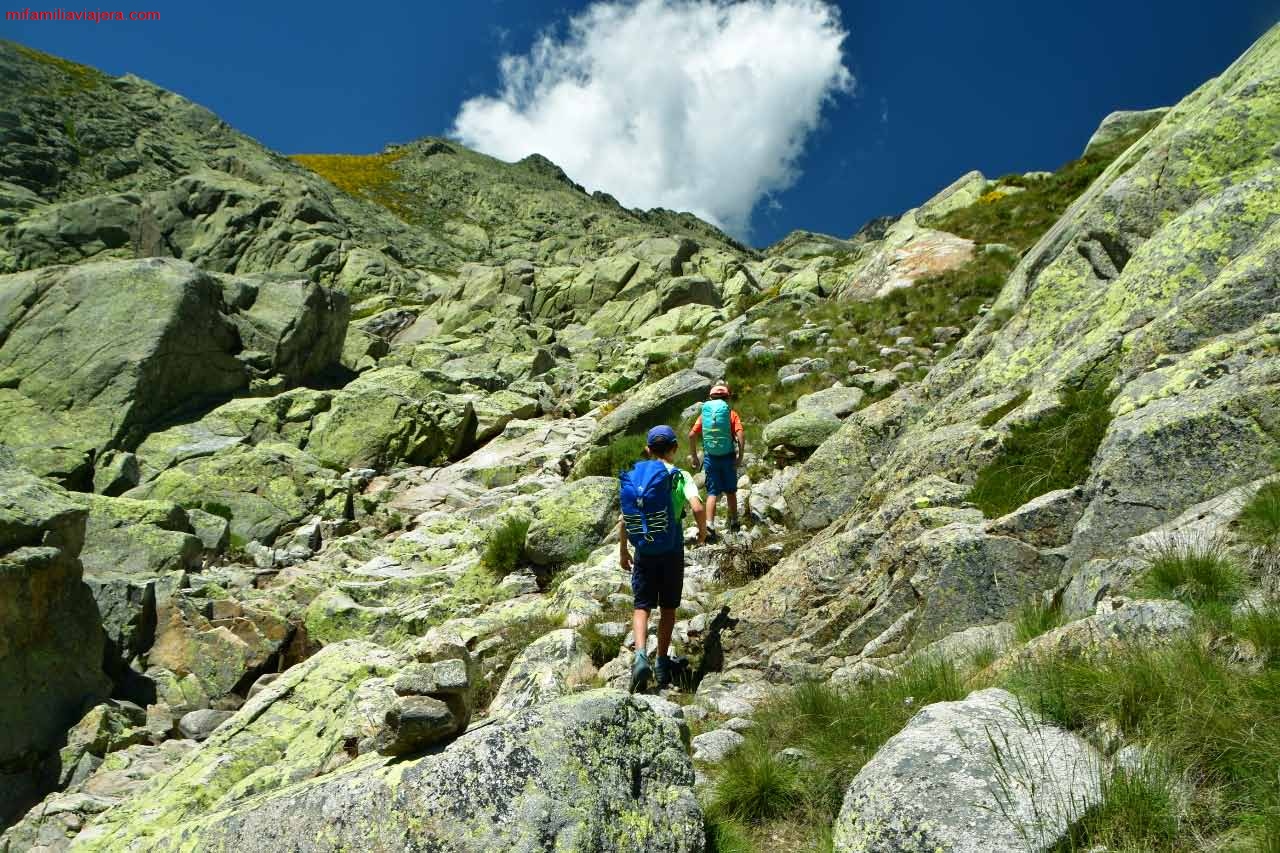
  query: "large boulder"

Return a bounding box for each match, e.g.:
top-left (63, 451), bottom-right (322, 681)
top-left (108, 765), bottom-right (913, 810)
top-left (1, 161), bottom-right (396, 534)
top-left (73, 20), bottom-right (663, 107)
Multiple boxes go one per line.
top-left (305, 366), bottom-right (477, 471)
top-left (1082, 107), bottom-right (1168, 156)
top-left (833, 689), bottom-right (1101, 853)
top-left (0, 451), bottom-right (110, 824)
top-left (594, 369), bottom-right (712, 442)
top-left (74, 690), bottom-right (703, 853)
top-left (762, 409), bottom-right (842, 452)
top-left (125, 442), bottom-right (349, 546)
top-left (524, 476), bottom-right (620, 567)
top-left (0, 258), bottom-right (347, 452)
top-left (488, 628), bottom-right (596, 717)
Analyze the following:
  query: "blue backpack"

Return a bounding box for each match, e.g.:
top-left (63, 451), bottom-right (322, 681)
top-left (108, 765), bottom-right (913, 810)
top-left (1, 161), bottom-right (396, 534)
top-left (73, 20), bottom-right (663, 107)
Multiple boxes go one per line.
top-left (701, 400), bottom-right (734, 456)
top-left (620, 459), bottom-right (683, 555)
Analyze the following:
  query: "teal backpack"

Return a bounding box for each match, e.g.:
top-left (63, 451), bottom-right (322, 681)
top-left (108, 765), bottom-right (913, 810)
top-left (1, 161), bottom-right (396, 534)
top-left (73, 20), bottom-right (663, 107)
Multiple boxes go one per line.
top-left (701, 400), bottom-right (734, 456)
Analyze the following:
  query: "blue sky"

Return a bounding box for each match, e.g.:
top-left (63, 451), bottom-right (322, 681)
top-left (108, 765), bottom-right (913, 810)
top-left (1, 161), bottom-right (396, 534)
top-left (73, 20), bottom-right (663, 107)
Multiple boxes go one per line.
top-left (5, 1), bottom-right (1276, 246)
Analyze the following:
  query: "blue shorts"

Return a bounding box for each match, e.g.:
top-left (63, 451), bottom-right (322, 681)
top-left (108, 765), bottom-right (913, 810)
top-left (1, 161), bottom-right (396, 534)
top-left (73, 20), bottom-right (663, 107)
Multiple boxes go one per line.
top-left (631, 547), bottom-right (684, 610)
top-left (703, 453), bottom-right (737, 497)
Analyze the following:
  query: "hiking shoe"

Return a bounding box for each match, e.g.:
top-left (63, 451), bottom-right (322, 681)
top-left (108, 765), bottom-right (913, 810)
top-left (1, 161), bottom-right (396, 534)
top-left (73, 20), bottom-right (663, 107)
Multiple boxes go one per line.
top-left (728, 517), bottom-right (742, 533)
top-left (655, 654), bottom-right (672, 690)
top-left (705, 528), bottom-right (719, 545)
top-left (630, 651), bottom-right (653, 694)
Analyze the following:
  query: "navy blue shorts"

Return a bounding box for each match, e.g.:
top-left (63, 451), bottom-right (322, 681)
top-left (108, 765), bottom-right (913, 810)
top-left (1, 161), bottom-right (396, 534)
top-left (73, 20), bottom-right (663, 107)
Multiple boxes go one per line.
top-left (703, 453), bottom-right (738, 497)
top-left (631, 547), bottom-right (684, 610)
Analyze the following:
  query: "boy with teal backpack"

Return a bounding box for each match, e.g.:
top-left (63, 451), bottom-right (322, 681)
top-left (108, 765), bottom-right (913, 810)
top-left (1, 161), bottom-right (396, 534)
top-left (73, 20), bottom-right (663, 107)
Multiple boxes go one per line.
top-left (688, 383), bottom-right (745, 539)
top-left (618, 425), bottom-right (706, 693)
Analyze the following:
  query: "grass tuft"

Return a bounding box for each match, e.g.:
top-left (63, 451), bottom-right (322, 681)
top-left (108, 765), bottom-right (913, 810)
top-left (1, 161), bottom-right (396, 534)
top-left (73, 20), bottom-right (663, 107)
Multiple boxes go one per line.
top-left (1239, 482), bottom-right (1280, 550)
top-left (479, 515), bottom-right (530, 577)
top-left (1050, 756), bottom-right (1185, 852)
top-left (969, 384), bottom-right (1113, 518)
top-left (1236, 603), bottom-right (1280, 666)
top-left (579, 619), bottom-right (625, 668)
top-left (1139, 537), bottom-right (1242, 606)
top-left (1013, 596), bottom-right (1065, 643)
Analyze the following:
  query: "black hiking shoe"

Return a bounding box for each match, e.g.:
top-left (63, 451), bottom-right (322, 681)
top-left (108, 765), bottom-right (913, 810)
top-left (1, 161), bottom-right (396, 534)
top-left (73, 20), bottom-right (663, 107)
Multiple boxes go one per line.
top-left (655, 655), bottom-right (672, 690)
top-left (728, 517), bottom-right (742, 533)
top-left (705, 528), bottom-right (719, 545)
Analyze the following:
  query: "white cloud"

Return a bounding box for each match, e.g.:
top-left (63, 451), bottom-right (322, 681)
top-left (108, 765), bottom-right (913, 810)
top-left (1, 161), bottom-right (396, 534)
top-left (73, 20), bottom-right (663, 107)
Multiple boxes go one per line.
top-left (451, 0), bottom-right (852, 238)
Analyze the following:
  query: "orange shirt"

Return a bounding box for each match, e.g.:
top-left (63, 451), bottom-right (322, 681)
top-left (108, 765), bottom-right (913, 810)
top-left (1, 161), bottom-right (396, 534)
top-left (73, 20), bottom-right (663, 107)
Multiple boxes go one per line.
top-left (689, 409), bottom-right (744, 439)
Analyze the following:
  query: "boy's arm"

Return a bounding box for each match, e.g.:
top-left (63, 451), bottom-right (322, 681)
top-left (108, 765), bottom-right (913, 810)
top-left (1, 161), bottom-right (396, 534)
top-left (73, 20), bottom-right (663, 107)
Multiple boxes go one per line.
top-left (688, 422), bottom-right (701, 468)
top-left (618, 517), bottom-right (631, 571)
top-left (733, 411), bottom-right (746, 464)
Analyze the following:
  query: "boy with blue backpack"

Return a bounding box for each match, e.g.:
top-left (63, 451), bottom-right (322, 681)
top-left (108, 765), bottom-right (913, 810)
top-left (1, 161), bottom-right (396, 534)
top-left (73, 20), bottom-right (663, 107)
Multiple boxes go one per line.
top-left (619, 425), bottom-right (706, 693)
top-left (688, 383), bottom-right (745, 539)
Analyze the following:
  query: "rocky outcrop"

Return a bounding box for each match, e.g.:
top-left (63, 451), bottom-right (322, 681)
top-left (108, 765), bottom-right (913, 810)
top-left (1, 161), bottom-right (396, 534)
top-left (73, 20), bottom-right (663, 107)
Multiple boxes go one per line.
top-left (75, 689), bottom-right (702, 853)
top-left (0, 451), bottom-right (110, 824)
top-left (488, 628), bottom-right (596, 717)
top-left (0, 258), bottom-right (348, 462)
top-left (833, 689), bottom-right (1101, 853)
top-left (1082, 107), bottom-right (1168, 156)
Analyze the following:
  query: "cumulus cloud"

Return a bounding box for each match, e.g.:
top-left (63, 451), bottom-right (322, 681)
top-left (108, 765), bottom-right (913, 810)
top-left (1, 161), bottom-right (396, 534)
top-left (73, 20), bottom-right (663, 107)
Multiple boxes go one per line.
top-left (451, 0), bottom-right (853, 237)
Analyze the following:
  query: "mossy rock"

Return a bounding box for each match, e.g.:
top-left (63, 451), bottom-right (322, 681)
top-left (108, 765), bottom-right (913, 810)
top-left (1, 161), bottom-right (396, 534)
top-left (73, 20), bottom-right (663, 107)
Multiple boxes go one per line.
top-left (524, 477), bottom-right (619, 568)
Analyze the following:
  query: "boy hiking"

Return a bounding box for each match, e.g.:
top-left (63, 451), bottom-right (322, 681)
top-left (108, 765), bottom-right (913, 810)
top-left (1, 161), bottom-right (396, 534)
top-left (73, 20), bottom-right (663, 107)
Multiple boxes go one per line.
top-left (689, 383), bottom-right (744, 540)
top-left (619, 425), bottom-right (706, 694)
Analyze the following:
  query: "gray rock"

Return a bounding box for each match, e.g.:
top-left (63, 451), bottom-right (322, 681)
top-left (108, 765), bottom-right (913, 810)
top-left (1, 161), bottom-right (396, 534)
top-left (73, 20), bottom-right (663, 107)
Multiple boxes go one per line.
top-left (374, 695), bottom-right (457, 756)
top-left (1015, 597), bottom-right (1193, 665)
top-left (524, 476), bottom-right (619, 567)
top-left (1082, 107), bottom-right (1169, 156)
top-left (797, 385), bottom-right (866, 418)
top-left (594, 369), bottom-right (711, 442)
top-left (185, 508), bottom-right (230, 555)
top-left (850, 369), bottom-right (899, 395)
top-left (833, 689), bottom-right (1102, 852)
top-left (79, 690), bottom-right (704, 852)
top-left (488, 628), bottom-right (596, 717)
top-left (177, 709), bottom-right (232, 742)
top-left (762, 409), bottom-right (842, 451)
top-left (984, 487), bottom-right (1085, 548)
top-left (691, 728), bottom-right (746, 764)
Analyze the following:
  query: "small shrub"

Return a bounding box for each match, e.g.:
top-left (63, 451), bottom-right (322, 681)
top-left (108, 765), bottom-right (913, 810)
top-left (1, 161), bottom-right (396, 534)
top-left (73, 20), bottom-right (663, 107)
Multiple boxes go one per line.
top-left (707, 740), bottom-right (803, 824)
top-left (1236, 603), bottom-right (1280, 666)
top-left (969, 384), bottom-right (1114, 518)
top-left (1014, 596), bottom-right (1064, 643)
top-left (1139, 537), bottom-right (1242, 606)
top-left (480, 515), bottom-right (530, 577)
top-left (1239, 482), bottom-right (1280, 550)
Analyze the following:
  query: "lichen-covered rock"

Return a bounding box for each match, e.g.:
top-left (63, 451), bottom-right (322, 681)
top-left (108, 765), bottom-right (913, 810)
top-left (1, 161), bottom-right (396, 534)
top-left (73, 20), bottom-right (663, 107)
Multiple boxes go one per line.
top-left (691, 728), bottom-right (745, 765)
top-left (796, 384), bottom-right (866, 418)
top-left (1011, 597), bottom-right (1193, 667)
top-left (69, 641), bottom-right (403, 847)
top-left (125, 442), bottom-right (349, 546)
top-left (594, 369), bottom-right (712, 442)
top-left (1082, 107), bottom-right (1168, 156)
top-left (983, 487), bottom-right (1085, 548)
top-left (306, 366), bottom-right (477, 471)
top-left (0, 451), bottom-right (110, 824)
top-left (762, 409), bottom-right (842, 451)
top-left (75, 690), bottom-right (703, 853)
top-left (833, 689), bottom-right (1101, 853)
top-left (488, 628), bottom-right (596, 717)
top-left (524, 476), bottom-right (619, 567)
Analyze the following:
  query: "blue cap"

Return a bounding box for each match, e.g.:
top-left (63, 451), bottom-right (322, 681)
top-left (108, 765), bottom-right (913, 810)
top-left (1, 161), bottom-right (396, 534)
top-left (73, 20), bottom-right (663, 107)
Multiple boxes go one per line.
top-left (646, 425), bottom-right (678, 448)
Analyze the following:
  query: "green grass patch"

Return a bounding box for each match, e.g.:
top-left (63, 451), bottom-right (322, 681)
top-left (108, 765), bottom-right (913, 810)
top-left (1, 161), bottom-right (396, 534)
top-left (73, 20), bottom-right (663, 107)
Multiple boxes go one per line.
top-left (923, 126), bottom-right (1158, 252)
top-left (1237, 603), bottom-right (1280, 666)
top-left (1013, 596), bottom-right (1065, 643)
top-left (722, 249), bottom-right (1016, 454)
top-left (1138, 537), bottom-right (1242, 607)
top-left (968, 384), bottom-right (1113, 518)
top-left (1239, 482), bottom-right (1280, 550)
top-left (14, 43), bottom-right (104, 94)
top-left (579, 618), bottom-right (626, 668)
top-left (479, 514), bottom-right (530, 578)
top-left (1007, 641), bottom-right (1280, 850)
top-left (1049, 757), bottom-right (1185, 853)
top-left (705, 657), bottom-right (965, 848)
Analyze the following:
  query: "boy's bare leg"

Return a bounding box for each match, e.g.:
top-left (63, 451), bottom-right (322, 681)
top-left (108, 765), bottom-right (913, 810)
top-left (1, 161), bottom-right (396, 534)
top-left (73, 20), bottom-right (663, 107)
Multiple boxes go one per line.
top-left (657, 608), bottom-right (676, 658)
top-left (705, 493), bottom-right (718, 529)
top-left (726, 491), bottom-right (738, 522)
top-left (632, 608), bottom-right (650, 656)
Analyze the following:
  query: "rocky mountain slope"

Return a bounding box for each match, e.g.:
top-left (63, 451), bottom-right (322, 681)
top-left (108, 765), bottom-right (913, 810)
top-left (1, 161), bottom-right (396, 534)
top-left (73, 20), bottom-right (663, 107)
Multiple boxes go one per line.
top-left (1, 25), bottom-right (1278, 853)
